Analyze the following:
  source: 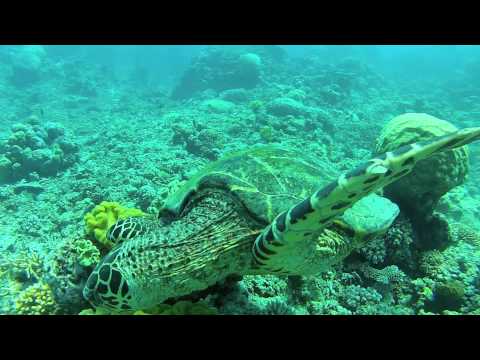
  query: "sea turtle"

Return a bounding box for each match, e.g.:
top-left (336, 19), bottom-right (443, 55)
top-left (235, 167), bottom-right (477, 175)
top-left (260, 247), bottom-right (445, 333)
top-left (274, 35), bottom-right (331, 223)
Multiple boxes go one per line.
top-left (83, 127), bottom-right (480, 311)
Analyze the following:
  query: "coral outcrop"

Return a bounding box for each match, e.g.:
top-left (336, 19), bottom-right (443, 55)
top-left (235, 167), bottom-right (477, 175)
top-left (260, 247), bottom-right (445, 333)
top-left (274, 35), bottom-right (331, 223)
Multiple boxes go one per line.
top-left (375, 113), bottom-right (469, 217)
top-left (0, 115), bottom-right (79, 183)
top-left (7, 45), bottom-right (47, 87)
top-left (171, 47), bottom-right (264, 100)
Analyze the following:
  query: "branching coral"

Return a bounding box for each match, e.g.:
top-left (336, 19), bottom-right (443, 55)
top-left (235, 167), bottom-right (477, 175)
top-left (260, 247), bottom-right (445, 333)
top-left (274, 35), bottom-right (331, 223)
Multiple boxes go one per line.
top-left (15, 282), bottom-right (57, 315)
top-left (0, 250), bottom-right (44, 284)
top-left (368, 215), bottom-right (417, 271)
top-left (450, 222), bottom-right (480, 247)
top-left (262, 298), bottom-right (296, 315)
top-left (355, 263), bottom-right (407, 305)
top-left (358, 237), bottom-right (387, 265)
top-left (419, 250), bottom-right (446, 278)
top-left (243, 275), bottom-right (287, 299)
top-left (259, 126), bottom-right (275, 143)
top-left (338, 285), bottom-right (382, 312)
top-left (48, 237), bottom-right (102, 314)
top-left (84, 201), bottom-right (144, 249)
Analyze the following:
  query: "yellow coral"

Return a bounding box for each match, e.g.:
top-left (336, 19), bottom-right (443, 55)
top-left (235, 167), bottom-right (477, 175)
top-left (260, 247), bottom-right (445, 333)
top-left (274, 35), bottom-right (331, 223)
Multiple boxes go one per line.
top-left (84, 201), bottom-right (144, 249)
top-left (15, 282), bottom-right (57, 315)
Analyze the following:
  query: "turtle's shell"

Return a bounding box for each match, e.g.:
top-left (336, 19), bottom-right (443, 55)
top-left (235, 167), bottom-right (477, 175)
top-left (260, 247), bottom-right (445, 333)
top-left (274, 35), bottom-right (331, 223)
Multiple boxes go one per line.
top-left (162, 147), bottom-right (334, 223)
top-left (161, 146), bottom-right (399, 232)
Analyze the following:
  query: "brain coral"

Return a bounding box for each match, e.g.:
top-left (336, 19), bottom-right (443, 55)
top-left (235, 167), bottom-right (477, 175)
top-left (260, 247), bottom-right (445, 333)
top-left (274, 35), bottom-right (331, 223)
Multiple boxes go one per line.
top-left (375, 113), bottom-right (469, 217)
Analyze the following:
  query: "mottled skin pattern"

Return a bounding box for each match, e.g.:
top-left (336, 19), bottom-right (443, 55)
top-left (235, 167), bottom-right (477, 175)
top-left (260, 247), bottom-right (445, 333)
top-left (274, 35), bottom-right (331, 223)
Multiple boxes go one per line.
top-left (83, 127), bottom-right (480, 311)
top-left (84, 191), bottom-right (261, 310)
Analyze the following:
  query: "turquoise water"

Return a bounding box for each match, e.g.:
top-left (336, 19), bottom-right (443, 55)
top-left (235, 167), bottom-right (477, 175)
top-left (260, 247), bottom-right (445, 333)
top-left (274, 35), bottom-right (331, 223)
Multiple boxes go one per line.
top-left (1, 45), bottom-right (479, 315)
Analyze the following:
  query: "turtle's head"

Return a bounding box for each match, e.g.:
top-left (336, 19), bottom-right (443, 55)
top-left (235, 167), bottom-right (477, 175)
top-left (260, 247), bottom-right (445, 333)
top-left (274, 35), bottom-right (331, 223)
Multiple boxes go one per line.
top-left (83, 249), bottom-right (134, 311)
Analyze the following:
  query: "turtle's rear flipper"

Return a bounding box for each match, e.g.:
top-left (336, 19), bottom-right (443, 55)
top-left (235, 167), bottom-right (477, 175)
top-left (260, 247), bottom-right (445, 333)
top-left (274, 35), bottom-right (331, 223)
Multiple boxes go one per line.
top-left (252, 127), bottom-right (480, 274)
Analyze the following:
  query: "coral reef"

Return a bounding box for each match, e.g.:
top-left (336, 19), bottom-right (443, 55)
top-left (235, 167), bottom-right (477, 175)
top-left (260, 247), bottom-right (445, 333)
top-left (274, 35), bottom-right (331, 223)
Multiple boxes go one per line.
top-left (449, 222), bottom-right (480, 246)
top-left (0, 115), bottom-right (79, 183)
top-left (171, 122), bottom-right (224, 160)
top-left (375, 113), bottom-right (469, 218)
top-left (266, 97), bottom-right (309, 117)
top-left (220, 88), bottom-right (250, 103)
top-left (171, 46), bottom-right (263, 99)
top-left (7, 45), bottom-right (47, 87)
top-left (47, 237), bottom-right (101, 314)
top-left (1, 46), bottom-right (480, 316)
top-left (201, 98), bottom-right (235, 113)
top-left (14, 282), bottom-right (57, 315)
top-left (429, 280), bottom-right (465, 312)
top-left (338, 285), bottom-right (383, 313)
top-left (0, 250), bottom-right (45, 285)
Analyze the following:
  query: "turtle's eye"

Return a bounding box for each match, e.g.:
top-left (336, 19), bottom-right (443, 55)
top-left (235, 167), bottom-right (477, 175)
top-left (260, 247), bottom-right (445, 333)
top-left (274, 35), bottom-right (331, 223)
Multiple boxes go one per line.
top-left (83, 255), bottom-right (133, 311)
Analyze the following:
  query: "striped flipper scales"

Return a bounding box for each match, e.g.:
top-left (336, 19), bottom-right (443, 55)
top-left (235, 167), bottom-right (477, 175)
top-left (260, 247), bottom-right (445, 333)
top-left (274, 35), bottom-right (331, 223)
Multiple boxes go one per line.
top-left (253, 127), bottom-right (480, 274)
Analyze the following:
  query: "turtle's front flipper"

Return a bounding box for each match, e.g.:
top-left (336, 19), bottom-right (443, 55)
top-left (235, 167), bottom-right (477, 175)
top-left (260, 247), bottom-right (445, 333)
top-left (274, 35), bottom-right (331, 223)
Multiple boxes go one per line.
top-left (252, 127), bottom-right (480, 273)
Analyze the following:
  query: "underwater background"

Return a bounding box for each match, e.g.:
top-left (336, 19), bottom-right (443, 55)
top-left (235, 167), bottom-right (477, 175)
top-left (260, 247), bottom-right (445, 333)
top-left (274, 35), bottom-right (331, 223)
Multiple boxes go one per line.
top-left (0, 44), bottom-right (480, 315)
